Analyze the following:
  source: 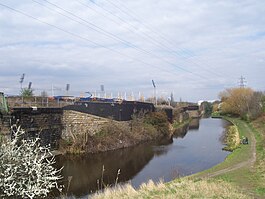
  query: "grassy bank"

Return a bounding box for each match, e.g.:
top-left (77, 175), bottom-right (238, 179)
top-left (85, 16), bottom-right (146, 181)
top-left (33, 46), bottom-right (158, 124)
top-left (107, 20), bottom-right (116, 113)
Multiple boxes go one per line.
top-left (92, 116), bottom-right (265, 198)
top-left (92, 179), bottom-right (248, 199)
top-left (172, 117), bottom-right (191, 129)
top-left (222, 125), bottom-right (241, 151)
top-left (193, 116), bottom-right (265, 198)
top-left (60, 111), bottom-right (172, 154)
top-left (195, 117), bottom-right (253, 174)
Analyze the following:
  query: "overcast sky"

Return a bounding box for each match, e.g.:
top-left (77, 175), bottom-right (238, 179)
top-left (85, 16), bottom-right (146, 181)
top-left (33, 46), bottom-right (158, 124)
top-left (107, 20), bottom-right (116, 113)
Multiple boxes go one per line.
top-left (1, 0), bottom-right (265, 102)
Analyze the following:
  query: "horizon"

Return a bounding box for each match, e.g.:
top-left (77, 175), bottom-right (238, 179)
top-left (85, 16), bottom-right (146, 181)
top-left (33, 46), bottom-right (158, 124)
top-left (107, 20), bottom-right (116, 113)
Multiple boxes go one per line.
top-left (1, 0), bottom-right (265, 102)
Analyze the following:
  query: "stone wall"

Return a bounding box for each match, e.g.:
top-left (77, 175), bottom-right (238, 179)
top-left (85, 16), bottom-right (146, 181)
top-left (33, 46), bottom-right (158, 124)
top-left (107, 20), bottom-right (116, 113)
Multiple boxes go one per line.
top-left (10, 107), bottom-right (62, 149)
top-left (187, 110), bottom-right (201, 118)
top-left (62, 110), bottom-right (110, 139)
top-left (173, 108), bottom-right (189, 123)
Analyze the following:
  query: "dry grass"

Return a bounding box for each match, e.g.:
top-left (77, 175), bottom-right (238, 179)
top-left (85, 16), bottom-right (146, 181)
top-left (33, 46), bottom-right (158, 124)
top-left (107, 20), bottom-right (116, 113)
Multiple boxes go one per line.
top-left (223, 125), bottom-right (241, 151)
top-left (61, 111), bottom-right (171, 154)
top-left (92, 179), bottom-right (248, 199)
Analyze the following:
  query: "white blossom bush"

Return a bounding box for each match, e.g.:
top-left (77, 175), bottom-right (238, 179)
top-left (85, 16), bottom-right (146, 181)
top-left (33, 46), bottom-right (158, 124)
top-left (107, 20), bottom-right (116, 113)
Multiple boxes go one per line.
top-left (0, 125), bottom-right (63, 198)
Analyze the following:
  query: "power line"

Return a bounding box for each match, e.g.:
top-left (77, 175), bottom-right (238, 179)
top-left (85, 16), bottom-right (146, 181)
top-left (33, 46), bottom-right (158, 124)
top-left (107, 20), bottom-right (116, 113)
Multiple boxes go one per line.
top-left (31, 0), bottom-right (205, 77)
top-left (103, 0), bottom-right (230, 79)
top-left (79, 1), bottom-right (198, 64)
top-left (0, 2), bottom-right (186, 80)
top-left (32, 0), bottom-right (130, 46)
top-left (1, 1), bottom-right (230, 88)
top-left (106, 0), bottom-right (203, 59)
top-left (75, 0), bottom-right (125, 28)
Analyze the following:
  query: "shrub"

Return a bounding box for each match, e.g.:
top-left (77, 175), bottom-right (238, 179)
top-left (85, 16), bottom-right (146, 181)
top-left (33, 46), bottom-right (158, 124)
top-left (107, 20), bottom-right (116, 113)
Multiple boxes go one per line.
top-left (144, 112), bottom-right (169, 136)
top-left (223, 125), bottom-right (240, 151)
top-left (219, 88), bottom-right (263, 120)
top-left (0, 126), bottom-right (62, 198)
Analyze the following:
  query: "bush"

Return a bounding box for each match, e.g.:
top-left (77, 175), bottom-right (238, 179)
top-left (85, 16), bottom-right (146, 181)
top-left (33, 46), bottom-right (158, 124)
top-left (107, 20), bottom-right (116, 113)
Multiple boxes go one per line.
top-left (223, 125), bottom-right (240, 151)
top-left (219, 88), bottom-right (263, 120)
top-left (144, 112), bottom-right (169, 136)
top-left (0, 126), bottom-right (62, 198)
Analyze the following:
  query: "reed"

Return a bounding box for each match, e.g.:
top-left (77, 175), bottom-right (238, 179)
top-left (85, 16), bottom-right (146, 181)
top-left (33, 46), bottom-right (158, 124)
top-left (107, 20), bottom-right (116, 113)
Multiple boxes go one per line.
top-left (92, 178), bottom-right (247, 199)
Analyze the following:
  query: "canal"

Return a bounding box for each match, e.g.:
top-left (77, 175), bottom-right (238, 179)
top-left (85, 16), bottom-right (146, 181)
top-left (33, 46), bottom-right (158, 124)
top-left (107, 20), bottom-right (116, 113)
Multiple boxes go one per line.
top-left (55, 118), bottom-right (231, 198)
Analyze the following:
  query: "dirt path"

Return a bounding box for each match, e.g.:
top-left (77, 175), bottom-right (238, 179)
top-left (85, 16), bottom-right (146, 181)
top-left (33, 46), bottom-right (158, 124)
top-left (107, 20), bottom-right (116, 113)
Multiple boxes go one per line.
top-left (204, 123), bottom-right (256, 178)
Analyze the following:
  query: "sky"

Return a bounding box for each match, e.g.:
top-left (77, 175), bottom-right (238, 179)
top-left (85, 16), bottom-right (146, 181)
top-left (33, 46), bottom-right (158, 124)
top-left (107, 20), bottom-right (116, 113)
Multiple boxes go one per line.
top-left (0, 0), bottom-right (265, 102)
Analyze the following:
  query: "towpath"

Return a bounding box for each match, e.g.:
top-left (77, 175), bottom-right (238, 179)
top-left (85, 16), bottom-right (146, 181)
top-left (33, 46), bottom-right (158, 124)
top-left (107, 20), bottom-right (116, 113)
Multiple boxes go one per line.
top-left (204, 122), bottom-right (256, 178)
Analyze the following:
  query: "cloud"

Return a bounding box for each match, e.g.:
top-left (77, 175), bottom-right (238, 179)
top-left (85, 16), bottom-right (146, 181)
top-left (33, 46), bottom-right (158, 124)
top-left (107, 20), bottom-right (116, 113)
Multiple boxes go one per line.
top-left (0, 0), bottom-right (265, 101)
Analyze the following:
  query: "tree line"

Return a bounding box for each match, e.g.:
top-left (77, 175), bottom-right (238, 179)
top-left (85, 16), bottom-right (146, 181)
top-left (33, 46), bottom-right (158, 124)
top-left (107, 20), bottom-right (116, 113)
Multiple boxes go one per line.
top-left (217, 87), bottom-right (265, 120)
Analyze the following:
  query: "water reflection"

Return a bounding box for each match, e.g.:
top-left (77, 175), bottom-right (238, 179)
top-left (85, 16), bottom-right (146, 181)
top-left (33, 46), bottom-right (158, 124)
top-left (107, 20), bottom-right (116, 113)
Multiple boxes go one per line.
top-left (56, 144), bottom-right (156, 197)
top-left (173, 118), bottom-right (200, 138)
top-left (173, 123), bottom-right (189, 138)
top-left (189, 118), bottom-right (200, 130)
top-left (55, 118), bottom-right (230, 198)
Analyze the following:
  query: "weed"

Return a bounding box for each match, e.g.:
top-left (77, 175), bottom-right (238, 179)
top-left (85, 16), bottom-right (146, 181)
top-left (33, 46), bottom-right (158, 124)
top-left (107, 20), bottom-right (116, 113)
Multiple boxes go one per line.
top-left (92, 179), bottom-right (248, 199)
top-left (222, 125), bottom-right (241, 151)
top-left (256, 187), bottom-right (265, 195)
top-left (115, 169), bottom-right (121, 188)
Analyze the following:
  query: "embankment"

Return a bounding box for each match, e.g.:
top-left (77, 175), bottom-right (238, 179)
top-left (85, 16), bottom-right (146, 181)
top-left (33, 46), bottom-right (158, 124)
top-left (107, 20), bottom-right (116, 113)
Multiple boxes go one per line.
top-left (92, 116), bottom-right (264, 198)
top-left (60, 110), bottom-right (173, 154)
top-left (190, 116), bottom-right (264, 198)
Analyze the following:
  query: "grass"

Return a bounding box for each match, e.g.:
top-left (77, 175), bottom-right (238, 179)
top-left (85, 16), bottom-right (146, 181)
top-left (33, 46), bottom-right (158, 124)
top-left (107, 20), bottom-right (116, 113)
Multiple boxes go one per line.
top-left (195, 117), bottom-right (252, 175)
top-left (222, 125), bottom-right (241, 151)
top-left (249, 116), bottom-right (265, 196)
top-left (172, 118), bottom-right (191, 129)
top-left (91, 116), bottom-right (253, 198)
top-left (91, 115), bottom-right (265, 198)
top-left (211, 111), bottom-right (222, 118)
top-left (196, 116), bottom-right (265, 198)
top-left (92, 179), bottom-right (248, 199)
top-left (61, 111), bottom-right (171, 154)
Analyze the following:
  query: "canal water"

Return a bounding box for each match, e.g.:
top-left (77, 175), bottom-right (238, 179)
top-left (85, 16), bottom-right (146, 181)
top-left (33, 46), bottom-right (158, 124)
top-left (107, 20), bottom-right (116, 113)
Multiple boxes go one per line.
top-left (55, 118), bottom-right (231, 198)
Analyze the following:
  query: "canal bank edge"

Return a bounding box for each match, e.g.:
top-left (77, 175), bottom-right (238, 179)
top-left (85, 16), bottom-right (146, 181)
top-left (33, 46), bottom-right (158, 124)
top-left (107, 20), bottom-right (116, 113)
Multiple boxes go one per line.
top-left (60, 110), bottom-right (179, 154)
top-left (186, 116), bottom-right (265, 198)
top-left (91, 116), bottom-right (264, 199)
top-left (91, 117), bottom-right (249, 199)
top-left (59, 108), bottom-right (194, 154)
top-left (190, 117), bottom-right (254, 175)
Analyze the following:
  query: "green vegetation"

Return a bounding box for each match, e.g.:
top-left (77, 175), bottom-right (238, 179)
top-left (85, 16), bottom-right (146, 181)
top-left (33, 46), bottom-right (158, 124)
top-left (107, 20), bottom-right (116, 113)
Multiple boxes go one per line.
top-left (195, 117), bottom-right (253, 174)
top-left (65, 87), bottom-right (265, 197)
top-left (211, 111), bottom-right (221, 118)
top-left (93, 115), bottom-right (264, 198)
top-left (172, 117), bottom-right (191, 129)
top-left (61, 111), bottom-right (171, 154)
top-left (222, 125), bottom-right (240, 151)
top-left (20, 88), bottom-right (34, 98)
top-left (200, 101), bottom-right (213, 115)
top-left (262, 95), bottom-right (265, 112)
top-left (143, 111), bottom-right (169, 136)
top-left (249, 115), bottom-right (265, 196)
top-left (219, 87), bottom-right (264, 120)
top-left (217, 119), bottom-right (264, 197)
top-left (193, 116), bottom-right (265, 198)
